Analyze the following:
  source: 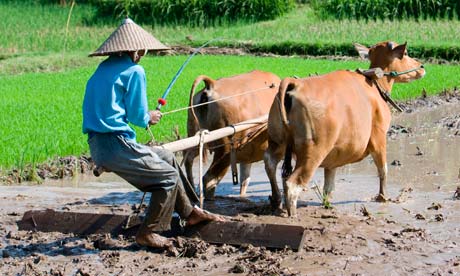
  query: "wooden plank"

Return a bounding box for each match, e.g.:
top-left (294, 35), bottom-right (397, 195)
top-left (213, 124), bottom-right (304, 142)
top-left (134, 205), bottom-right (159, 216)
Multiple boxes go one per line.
top-left (17, 210), bottom-right (306, 251)
top-left (17, 209), bottom-right (143, 236)
top-left (186, 221), bottom-right (306, 251)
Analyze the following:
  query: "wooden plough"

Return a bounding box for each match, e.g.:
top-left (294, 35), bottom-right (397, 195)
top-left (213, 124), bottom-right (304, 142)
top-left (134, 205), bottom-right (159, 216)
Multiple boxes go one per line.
top-left (17, 209), bottom-right (306, 250)
top-left (17, 115), bottom-right (307, 251)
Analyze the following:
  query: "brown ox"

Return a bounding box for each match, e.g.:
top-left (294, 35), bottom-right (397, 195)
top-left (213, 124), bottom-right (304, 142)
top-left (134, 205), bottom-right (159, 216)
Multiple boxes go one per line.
top-left (185, 70), bottom-right (281, 198)
top-left (264, 41), bottom-right (425, 216)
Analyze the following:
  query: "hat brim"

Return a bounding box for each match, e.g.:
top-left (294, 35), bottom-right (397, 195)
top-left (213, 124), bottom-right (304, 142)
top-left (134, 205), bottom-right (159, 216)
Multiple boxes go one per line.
top-left (89, 18), bottom-right (170, 57)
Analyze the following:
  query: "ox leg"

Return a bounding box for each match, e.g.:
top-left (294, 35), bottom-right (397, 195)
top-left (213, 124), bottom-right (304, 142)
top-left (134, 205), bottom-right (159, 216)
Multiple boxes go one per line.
top-left (369, 133), bottom-right (388, 202)
top-left (371, 151), bottom-right (388, 202)
top-left (184, 148), bottom-right (198, 189)
top-left (323, 167), bottom-right (337, 205)
top-left (283, 178), bottom-right (303, 218)
top-left (284, 143), bottom-right (326, 217)
top-left (203, 153), bottom-right (230, 200)
top-left (263, 142), bottom-right (284, 211)
top-left (239, 163), bottom-right (251, 197)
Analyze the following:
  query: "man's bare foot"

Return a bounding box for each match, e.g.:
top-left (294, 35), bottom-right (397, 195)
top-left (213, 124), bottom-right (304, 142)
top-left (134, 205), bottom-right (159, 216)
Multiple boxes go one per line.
top-left (186, 206), bottom-right (226, 226)
top-left (136, 228), bottom-right (173, 249)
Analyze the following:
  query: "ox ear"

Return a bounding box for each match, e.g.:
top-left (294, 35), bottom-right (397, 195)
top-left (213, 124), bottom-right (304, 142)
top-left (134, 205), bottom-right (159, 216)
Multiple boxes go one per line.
top-left (392, 42), bottom-right (407, 59)
top-left (354, 43), bottom-right (369, 60)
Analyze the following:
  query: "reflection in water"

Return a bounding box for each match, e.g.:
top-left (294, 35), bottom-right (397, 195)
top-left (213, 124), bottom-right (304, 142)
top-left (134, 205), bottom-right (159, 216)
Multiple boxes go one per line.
top-left (343, 103), bottom-right (460, 193)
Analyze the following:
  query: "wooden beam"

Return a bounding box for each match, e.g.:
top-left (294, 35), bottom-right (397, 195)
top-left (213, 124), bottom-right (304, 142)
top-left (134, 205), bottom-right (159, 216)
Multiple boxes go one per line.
top-left (157, 115), bottom-right (268, 153)
top-left (17, 209), bottom-right (306, 251)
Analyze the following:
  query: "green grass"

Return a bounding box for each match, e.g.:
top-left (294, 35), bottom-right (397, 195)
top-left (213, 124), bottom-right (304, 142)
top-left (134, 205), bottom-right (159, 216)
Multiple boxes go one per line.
top-left (311, 0), bottom-right (460, 21)
top-left (1, 2), bottom-right (460, 59)
top-left (1, 55), bottom-right (459, 170)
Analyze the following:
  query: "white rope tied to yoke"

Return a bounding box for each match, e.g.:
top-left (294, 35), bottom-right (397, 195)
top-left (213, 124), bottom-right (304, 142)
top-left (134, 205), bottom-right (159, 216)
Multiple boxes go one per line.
top-left (146, 85), bottom-right (274, 143)
top-left (198, 129), bottom-right (209, 208)
top-left (161, 84), bottom-right (277, 116)
top-left (146, 125), bottom-right (155, 143)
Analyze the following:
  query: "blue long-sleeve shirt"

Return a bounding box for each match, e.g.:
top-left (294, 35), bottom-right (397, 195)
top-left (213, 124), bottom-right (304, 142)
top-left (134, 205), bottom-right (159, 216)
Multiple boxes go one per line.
top-left (82, 54), bottom-right (150, 141)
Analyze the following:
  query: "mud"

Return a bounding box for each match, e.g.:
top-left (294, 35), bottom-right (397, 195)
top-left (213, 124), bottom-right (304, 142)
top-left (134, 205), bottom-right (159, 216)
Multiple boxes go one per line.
top-left (1, 93), bottom-right (460, 275)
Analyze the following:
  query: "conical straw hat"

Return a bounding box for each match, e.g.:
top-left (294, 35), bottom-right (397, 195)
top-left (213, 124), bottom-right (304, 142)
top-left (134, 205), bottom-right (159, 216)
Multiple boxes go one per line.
top-left (89, 18), bottom-right (169, 57)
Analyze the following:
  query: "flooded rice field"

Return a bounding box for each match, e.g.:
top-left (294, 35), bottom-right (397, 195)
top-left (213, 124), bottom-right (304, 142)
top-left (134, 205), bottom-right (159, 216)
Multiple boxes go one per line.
top-left (0, 96), bottom-right (459, 275)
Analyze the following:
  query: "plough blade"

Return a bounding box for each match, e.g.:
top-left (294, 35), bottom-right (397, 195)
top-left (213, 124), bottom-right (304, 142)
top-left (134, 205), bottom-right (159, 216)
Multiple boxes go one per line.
top-left (186, 220), bottom-right (306, 251)
top-left (17, 209), bottom-right (143, 236)
top-left (17, 209), bottom-right (306, 251)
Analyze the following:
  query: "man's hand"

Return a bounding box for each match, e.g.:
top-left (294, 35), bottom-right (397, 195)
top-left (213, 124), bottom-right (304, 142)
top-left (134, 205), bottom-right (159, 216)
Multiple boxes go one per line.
top-left (148, 110), bottom-right (162, 125)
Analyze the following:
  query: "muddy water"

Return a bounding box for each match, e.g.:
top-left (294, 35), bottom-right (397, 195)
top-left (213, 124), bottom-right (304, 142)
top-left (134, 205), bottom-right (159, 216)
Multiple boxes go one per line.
top-left (22, 103), bottom-right (459, 201)
top-left (1, 102), bottom-right (459, 275)
top-left (347, 103), bottom-right (460, 190)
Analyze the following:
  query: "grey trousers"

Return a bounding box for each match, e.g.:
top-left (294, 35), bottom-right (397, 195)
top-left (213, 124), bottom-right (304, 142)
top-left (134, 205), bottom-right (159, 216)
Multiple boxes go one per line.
top-left (88, 133), bottom-right (197, 231)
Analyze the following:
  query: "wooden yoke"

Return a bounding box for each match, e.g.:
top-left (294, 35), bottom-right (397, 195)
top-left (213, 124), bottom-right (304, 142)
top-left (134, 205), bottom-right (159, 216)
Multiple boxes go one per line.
top-left (356, 67), bottom-right (384, 79)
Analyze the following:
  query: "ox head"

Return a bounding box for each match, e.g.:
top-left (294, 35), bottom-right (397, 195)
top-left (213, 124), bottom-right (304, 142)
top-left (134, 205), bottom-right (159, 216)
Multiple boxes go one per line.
top-left (354, 41), bottom-right (425, 83)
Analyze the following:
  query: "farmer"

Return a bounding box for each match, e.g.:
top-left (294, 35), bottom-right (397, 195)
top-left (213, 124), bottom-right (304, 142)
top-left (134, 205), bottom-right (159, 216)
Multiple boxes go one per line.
top-left (82, 18), bottom-right (224, 248)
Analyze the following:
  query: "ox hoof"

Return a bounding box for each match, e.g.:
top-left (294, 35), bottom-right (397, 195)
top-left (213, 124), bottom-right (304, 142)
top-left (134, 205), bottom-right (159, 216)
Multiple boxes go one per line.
top-left (272, 207), bottom-right (286, 217)
top-left (374, 194), bottom-right (388, 203)
top-left (287, 212), bottom-right (298, 218)
top-left (268, 196), bottom-right (282, 211)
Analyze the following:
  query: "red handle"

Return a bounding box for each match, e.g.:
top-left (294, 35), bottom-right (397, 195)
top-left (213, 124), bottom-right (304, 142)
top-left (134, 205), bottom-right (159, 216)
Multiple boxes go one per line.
top-left (158, 98), bottom-right (167, 106)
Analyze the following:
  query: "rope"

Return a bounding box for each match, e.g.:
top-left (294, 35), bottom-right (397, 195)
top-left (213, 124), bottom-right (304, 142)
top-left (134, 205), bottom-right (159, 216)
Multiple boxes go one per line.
top-left (161, 84), bottom-right (277, 116)
top-left (384, 65), bottom-right (424, 77)
top-left (198, 129), bottom-right (209, 208)
top-left (146, 125), bottom-right (155, 142)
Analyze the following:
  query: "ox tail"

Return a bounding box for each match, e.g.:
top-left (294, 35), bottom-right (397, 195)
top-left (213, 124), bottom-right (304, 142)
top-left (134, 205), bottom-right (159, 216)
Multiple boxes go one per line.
top-left (278, 77), bottom-right (317, 179)
top-left (281, 143), bottom-right (293, 179)
top-left (277, 77), bottom-right (297, 127)
top-left (189, 75), bottom-right (215, 131)
top-left (278, 77), bottom-right (317, 142)
top-left (278, 77), bottom-right (296, 179)
top-left (188, 75), bottom-right (216, 164)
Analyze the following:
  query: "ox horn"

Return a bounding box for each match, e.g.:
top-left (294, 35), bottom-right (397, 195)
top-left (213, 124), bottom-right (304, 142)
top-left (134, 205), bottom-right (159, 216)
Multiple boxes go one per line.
top-left (387, 41), bottom-right (395, 50)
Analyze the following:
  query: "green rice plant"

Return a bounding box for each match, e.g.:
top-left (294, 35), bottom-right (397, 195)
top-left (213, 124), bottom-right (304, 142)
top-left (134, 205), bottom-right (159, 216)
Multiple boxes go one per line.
top-left (311, 0), bottom-right (460, 21)
top-left (1, 55), bottom-right (459, 171)
top-left (88, 0), bottom-right (295, 27)
top-left (312, 183), bottom-right (333, 209)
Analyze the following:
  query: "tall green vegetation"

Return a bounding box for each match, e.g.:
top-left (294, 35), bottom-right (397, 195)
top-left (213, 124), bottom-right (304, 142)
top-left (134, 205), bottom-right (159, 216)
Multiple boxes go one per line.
top-left (39, 0), bottom-right (295, 26)
top-left (2, 1), bottom-right (460, 61)
top-left (312, 0), bottom-right (460, 21)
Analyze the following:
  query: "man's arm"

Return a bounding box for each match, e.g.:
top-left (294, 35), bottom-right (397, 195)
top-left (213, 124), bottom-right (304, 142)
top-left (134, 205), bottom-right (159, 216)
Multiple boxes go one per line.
top-left (124, 67), bottom-right (151, 128)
